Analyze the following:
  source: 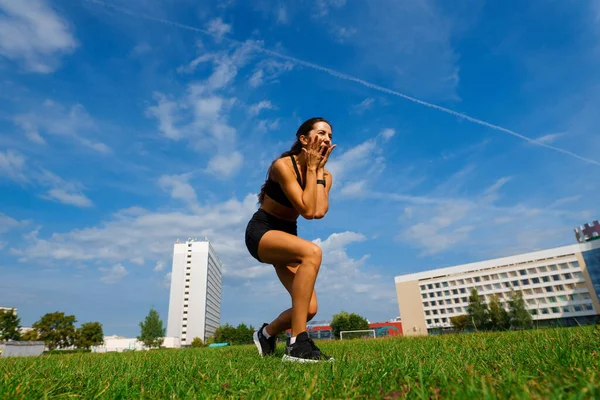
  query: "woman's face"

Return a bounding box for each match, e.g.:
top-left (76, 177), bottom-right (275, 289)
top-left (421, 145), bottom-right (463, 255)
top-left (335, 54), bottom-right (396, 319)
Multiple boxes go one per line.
top-left (304, 121), bottom-right (333, 155)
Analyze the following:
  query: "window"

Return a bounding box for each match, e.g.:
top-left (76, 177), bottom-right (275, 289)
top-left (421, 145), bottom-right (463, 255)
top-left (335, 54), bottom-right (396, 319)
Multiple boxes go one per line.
top-left (544, 286), bottom-right (554, 292)
top-left (521, 279), bottom-right (530, 285)
top-left (531, 277), bottom-right (539, 284)
top-left (547, 296), bottom-right (557, 303)
top-left (420, 285), bottom-right (426, 291)
top-left (519, 269), bottom-right (527, 276)
top-left (552, 274), bottom-right (560, 281)
top-left (452, 289), bottom-right (458, 295)
top-left (542, 276), bottom-right (550, 283)
top-left (425, 311), bottom-right (430, 316)
top-left (559, 263), bottom-right (569, 270)
top-left (500, 273), bottom-right (508, 279)
top-left (431, 301), bottom-right (437, 306)
top-left (494, 283), bottom-right (501, 289)
top-left (426, 319), bottom-right (432, 324)
top-left (555, 285), bottom-right (564, 291)
top-left (527, 268), bottom-right (537, 274)
top-left (549, 264), bottom-right (558, 271)
top-left (583, 303), bottom-right (593, 311)
top-left (474, 276), bottom-right (481, 283)
top-left (561, 306), bottom-right (571, 313)
top-left (428, 284), bottom-right (433, 290)
top-left (573, 305), bottom-right (582, 312)
top-left (538, 266), bottom-right (548, 272)
top-left (541, 308), bottom-right (549, 315)
top-left (421, 294), bottom-right (427, 299)
top-left (551, 307), bottom-right (559, 313)
top-left (443, 282), bottom-right (449, 287)
top-left (423, 302), bottom-right (429, 307)
top-left (445, 299), bottom-right (452, 305)
top-left (444, 290), bottom-right (450, 296)
top-left (435, 283), bottom-right (441, 288)
top-left (460, 288), bottom-right (466, 294)
top-left (563, 273), bottom-right (572, 280)
top-left (454, 298), bottom-right (460, 304)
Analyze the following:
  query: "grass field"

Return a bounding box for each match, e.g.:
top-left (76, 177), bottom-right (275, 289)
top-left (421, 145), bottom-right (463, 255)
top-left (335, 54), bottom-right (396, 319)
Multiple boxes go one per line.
top-left (1, 325), bottom-right (599, 399)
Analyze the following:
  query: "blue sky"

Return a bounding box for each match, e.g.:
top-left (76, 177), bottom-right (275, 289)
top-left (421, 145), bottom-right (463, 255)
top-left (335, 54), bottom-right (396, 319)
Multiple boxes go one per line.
top-left (1, 0), bottom-right (599, 337)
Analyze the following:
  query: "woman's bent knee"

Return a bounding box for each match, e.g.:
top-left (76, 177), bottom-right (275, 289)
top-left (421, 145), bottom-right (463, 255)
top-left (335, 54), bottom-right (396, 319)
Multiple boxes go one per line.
top-left (302, 243), bottom-right (322, 264)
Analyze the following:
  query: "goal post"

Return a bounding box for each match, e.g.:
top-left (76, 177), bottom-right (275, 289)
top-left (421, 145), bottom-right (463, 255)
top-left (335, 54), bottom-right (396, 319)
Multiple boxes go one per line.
top-left (339, 329), bottom-right (376, 340)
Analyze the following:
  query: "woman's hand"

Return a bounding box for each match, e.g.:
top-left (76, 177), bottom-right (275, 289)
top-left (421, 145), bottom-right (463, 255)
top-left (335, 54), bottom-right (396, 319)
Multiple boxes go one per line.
top-left (318, 142), bottom-right (336, 169)
top-left (302, 135), bottom-right (324, 170)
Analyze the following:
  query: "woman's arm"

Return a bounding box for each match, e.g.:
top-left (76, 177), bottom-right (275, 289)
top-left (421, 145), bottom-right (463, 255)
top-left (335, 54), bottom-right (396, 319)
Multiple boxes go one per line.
top-left (314, 168), bottom-right (332, 219)
top-left (271, 158), bottom-right (319, 220)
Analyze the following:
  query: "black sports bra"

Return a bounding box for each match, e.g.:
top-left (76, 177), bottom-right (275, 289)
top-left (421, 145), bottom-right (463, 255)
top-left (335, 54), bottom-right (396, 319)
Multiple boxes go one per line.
top-left (263, 155), bottom-right (303, 208)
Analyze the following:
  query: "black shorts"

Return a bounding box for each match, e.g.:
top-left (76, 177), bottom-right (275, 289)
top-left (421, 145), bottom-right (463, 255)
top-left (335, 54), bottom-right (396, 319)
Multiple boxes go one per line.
top-left (245, 209), bottom-right (297, 263)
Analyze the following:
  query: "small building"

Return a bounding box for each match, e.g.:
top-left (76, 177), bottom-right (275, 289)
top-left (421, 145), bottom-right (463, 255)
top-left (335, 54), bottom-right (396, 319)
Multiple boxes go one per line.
top-left (0, 341), bottom-right (45, 358)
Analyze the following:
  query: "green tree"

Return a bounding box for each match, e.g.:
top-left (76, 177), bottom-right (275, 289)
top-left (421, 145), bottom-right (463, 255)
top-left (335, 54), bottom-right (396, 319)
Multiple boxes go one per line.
top-left (32, 312), bottom-right (77, 350)
top-left (138, 307), bottom-right (165, 349)
top-left (330, 311), bottom-right (370, 339)
top-left (214, 323), bottom-right (237, 344)
top-left (22, 329), bottom-right (38, 341)
top-left (190, 337), bottom-right (204, 348)
top-left (75, 322), bottom-right (104, 350)
top-left (449, 315), bottom-right (469, 333)
top-left (508, 291), bottom-right (533, 330)
top-left (467, 289), bottom-right (490, 331)
top-left (488, 294), bottom-right (510, 331)
top-left (0, 308), bottom-right (21, 341)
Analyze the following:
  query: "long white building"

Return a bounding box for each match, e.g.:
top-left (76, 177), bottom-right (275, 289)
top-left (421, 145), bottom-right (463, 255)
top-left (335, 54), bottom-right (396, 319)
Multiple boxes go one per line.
top-left (395, 233), bottom-right (600, 336)
top-left (166, 238), bottom-right (223, 345)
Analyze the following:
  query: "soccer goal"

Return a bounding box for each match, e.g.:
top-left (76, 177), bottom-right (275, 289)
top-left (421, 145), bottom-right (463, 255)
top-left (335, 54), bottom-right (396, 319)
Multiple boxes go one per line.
top-left (339, 329), bottom-right (376, 340)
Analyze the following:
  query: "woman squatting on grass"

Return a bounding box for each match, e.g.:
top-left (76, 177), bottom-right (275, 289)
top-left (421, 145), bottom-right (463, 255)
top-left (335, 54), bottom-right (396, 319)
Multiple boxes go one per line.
top-left (245, 117), bottom-right (336, 363)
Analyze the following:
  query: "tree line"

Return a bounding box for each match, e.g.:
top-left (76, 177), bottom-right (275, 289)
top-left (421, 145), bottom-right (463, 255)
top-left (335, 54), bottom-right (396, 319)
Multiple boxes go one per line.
top-left (1, 306), bottom-right (374, 350)
top-left (449, 289), bottom-right (533, 332)
top-left (0, 309), bottom-right (104, 351)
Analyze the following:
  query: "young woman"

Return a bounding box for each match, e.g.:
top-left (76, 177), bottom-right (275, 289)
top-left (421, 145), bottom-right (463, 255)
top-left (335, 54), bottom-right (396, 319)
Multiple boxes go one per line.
top-left (245, 117), bottom-right (336, 363)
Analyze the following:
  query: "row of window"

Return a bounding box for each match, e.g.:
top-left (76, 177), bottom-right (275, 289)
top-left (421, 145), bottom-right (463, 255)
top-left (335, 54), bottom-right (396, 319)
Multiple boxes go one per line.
top-left (424, 288), bottom-right (591, 311)
top-left (419, 261), bottom-right (579, 292)
top-left (422, 281), bottom-right (587, 305)
top-left (426, 303), bottom-right (594, 326)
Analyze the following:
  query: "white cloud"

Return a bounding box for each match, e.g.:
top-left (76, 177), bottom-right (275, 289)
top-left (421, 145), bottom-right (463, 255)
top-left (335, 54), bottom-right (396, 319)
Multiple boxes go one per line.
top-left (535, 133), bottom-right (565, 145)
top-left (276, 6), bottom-right (288, 24)
top-left (11, 193), bottom-right (260, 275)
top-left (0, 0), bottom-right (77, 73)
top-left (248, 59), bottom-right (294, 88)
top-left (248, 100), bottom-right (276, 116)
top-left (206, 18), bottom-right (231, 42)
top-left (13, 100), bottom-right (110, 153)
top-left (0, 213), bottom-right (23, 234)
top-left (99, 263), bottom-right (128, 284)
top-left (35, 168), bottom-right (93, 208)
top-left (145, 92), bottom-right (181, 140)
top-left (153, 261), bottom-right (166, 272)
top-left (351, 98), bottom-right (374, 115)
top-left (44, 188), bottom-right (93, 208)
top-left (314, 0), bottom-right (347, 17)
top-left (205, 151), bottom-right (243, 178)
top-left (0, 149), bottom-right (28, 182)
top-left (378, 128), bottom-right (396, 141)
top-left (157, 174), bottom-right (199, 210)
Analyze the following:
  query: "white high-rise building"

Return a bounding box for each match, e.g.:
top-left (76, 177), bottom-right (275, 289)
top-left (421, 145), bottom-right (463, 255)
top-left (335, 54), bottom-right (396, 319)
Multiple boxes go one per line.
top-left (166, 238), bottom-right (223, 345)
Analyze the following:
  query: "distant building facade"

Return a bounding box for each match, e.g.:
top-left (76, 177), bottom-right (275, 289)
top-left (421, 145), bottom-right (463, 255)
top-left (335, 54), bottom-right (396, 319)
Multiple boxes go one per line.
top-left (166, 238), bottom-right (223, 345)
top-left (286, 319), bottom-right (403, 340)
top-left (395, 226), bottom-right (600, 336)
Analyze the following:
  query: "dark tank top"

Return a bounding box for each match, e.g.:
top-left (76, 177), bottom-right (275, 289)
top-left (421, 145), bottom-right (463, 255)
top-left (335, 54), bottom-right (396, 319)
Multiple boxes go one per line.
top-left (263, 155), bottom-right (303, 208)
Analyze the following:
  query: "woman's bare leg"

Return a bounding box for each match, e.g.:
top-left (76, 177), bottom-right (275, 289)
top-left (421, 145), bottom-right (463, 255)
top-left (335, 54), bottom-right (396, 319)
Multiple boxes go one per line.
top-left (257, 230), bottom-right (322, 337)
top-left (265, 264), bottom-right (318, 336)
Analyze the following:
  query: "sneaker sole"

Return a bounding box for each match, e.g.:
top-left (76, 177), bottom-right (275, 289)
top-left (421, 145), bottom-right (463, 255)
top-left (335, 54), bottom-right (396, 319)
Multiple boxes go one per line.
top-left (253, 331), bottom-right (263, 356)
top-left (281, 354), bottom-right (335, 363)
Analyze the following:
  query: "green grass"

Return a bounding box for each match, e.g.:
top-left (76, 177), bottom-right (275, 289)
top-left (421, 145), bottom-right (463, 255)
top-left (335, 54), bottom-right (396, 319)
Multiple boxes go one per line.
top-left (1, 325), bottom-right (599, 399)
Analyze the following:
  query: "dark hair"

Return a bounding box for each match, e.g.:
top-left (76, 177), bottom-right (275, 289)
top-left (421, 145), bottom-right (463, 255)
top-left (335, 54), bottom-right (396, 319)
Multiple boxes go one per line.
top-left (258, 117), bottom-right (332, 204)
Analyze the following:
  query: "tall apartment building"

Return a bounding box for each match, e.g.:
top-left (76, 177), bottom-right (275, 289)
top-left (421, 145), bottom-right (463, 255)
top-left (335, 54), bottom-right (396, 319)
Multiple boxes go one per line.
top-left (166, 238), bottom-right (223, 345)
top-left (395, 223), bottom-right (600, 336)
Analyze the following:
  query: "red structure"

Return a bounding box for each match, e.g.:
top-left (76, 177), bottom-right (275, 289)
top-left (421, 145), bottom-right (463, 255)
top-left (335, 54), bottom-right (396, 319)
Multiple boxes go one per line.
top-left (286, 320), bottom-right (403, 340)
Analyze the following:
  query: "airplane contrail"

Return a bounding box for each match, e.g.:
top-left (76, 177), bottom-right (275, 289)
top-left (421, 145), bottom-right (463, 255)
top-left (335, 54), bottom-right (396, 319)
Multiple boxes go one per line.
top-left (85, 0), bottom-right (600, 166)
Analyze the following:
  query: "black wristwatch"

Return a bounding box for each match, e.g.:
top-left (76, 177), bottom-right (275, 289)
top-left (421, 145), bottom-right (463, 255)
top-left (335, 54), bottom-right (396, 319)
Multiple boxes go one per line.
top-left (317, 179), bottom-right (326, 187)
